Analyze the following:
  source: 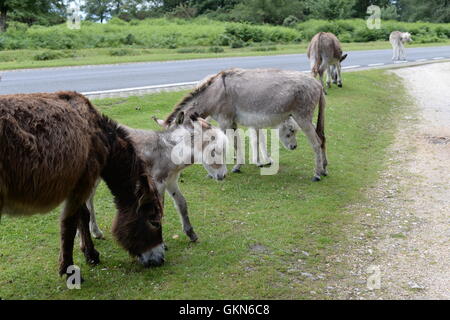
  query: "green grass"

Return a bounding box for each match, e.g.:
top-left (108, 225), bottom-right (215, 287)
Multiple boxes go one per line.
top-left (0, 69), bottom-right (407, 299)
top-left (1, 40), bottom-right (449, 71)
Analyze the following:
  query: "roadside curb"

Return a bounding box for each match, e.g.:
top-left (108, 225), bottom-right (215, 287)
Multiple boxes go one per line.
top-left (83, 81), bottom-right (198, 99)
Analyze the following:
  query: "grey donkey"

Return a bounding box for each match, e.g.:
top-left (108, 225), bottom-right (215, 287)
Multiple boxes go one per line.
top-left (164, 68), bottom-right (328, 181)
top-left (307, 32), bottom-right (348, 94)
top-left (87, 112), bottom-right (228, 242)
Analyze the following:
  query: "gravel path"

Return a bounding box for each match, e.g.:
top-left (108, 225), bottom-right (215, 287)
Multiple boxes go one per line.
top-left (332, 62), bottom-right (450, 299)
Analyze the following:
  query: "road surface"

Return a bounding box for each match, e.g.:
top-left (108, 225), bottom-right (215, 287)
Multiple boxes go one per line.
top-left (0, 45), bottom-right (449, 95)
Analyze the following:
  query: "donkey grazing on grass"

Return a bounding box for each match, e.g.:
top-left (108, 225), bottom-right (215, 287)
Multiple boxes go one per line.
top-left (390, 31), bottom-right (412, 61)
top-left (87, 112), bottom-right (228, 242)
top-left (164, 68), bottom-right (327, 181)
top-left (307, 32), bottom-right (348, 94)
top-left (0, 92), bottom-right (165, 278)
top-left (197, 75), bottom-right (300, 169)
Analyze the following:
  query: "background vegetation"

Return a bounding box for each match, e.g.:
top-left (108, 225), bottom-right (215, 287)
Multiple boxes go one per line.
top-left (1, 17), bottom-right (449, 53)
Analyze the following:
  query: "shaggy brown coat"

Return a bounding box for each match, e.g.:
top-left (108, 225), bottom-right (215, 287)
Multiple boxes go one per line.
top-left (0, 91), bottom-right (164, 277)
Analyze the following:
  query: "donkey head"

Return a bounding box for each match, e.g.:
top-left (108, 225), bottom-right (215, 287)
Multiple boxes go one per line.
top-left (330, 53), bottom-right (348, 87)
top-left (153, 112), bottom-right (228, 181)
top-left (278, 117), bottom-right (300, 150)
top-left (112, 174), bottom-right (165, 268)
top-left (401, 32), bottom-right (412, 43)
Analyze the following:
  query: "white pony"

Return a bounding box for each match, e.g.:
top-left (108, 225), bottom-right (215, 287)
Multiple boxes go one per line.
top-left (390, 31), bottom-right (412, 61)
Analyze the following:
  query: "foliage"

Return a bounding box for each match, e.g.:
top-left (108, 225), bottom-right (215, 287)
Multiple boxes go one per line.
top-left (0, 0), bottom-right (66, 31)
top-left (229, 0), bottom-right (306, 25)
top-left (306, 0), bottom-right (356, 20)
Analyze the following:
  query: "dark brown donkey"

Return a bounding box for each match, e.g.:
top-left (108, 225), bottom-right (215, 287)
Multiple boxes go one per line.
top-left (0, 91), bottom-right (165, 278)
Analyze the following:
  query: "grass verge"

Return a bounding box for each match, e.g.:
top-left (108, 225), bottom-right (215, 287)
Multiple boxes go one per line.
top-left (0, 69), bottom-right (406, 299)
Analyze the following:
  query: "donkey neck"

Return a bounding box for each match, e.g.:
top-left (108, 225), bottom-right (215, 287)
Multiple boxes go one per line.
top-left (101, 133), bottom-right (142, 210)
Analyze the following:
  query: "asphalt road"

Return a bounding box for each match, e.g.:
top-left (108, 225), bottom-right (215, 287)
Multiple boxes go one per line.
top-left (1, 45), bottom-right (449, 95)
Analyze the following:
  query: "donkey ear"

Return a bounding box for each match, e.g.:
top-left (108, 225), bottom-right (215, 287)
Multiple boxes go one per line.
top-left (175, 112), bottom-right (185, 125)
top-left (152, 116), bottom-right (167, 128)
top-left (340, 53), bottom-right (348, 62)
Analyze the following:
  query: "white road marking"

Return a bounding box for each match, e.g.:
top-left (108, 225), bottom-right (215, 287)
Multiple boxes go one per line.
top-left (394, 60), bottom-right (408, 64)
top-left (342, 65), bottom-right (361, 69)
top-left (368, 63), bottom-right (385, 67)
top-left (416, 59), bottom-right (428, 62)
top-left (432, 57), bottom-right (445, 60)
top-left (82, 81), bottom-right (199, 95)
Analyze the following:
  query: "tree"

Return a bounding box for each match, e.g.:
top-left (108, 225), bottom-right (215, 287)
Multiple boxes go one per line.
top-left (0, 0), bottom-right (66, 32)
top-left (82, 0), bottom-right (112, 23)
top-left (306, 0), bottom-right (355, 20)
top-left (397, 0), bottom-right (450, 23)
top-left (230, 0), bottom-right (306, 25)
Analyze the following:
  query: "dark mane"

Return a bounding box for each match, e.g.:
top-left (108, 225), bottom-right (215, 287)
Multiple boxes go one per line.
top-left (165, 71), bottom-right (225, 124)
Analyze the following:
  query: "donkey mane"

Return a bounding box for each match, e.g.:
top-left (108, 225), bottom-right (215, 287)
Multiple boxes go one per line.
top-left (165, 71), bottom-right (227, 124)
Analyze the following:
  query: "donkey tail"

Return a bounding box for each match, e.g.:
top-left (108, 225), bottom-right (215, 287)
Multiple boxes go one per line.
top-left (308, 33), bottom-right (322, 76)
top-left (316, 90), bottom-right (326, 148)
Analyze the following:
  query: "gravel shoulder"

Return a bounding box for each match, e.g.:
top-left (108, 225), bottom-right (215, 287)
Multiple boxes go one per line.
top-left (332, 62), bottom-right (450, 299)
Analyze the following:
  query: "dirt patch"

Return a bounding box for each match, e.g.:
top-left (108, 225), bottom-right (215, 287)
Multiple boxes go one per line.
top-left (331, 62), bottom-right (450, 299)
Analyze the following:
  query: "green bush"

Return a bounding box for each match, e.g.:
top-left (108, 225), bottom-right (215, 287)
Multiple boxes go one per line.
top-left (176, 48), bottom-right (207, 53)
top-left (109, 48), bottom-right (133, 56)
top-left (33, 50), bottom-right (62, 60)
top-left (230, 38), bottom-right (245, 48)
top-left (208, 46), bottom-right (225, 53)
top-left (224, 24), bottom-right (265, 43)
top-left (283, 16), bottom-right (299, 27)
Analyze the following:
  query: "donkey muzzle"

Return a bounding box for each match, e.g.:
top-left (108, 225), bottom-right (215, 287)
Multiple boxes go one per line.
top-left (138, 243), bottom-right (165, 267)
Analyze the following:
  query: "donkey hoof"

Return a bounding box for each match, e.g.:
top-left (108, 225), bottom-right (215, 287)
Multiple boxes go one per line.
top-left (321, 171), bottom-right (328, 177)
top-left (232, 168), bottom-right (241, 173)
top-left (338, 84), bottom-right (342, 88)
top-left (84, 249), bottom-right (100, 265)
top-left (92, 230), bottom-right (105, 240)
top-left (312, 175), bottom-right (321, 182)
top-left (186, 229), bottom-right (198, 242)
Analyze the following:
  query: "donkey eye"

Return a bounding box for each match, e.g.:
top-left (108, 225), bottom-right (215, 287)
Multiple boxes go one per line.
top-left (286, 134), bottom-right (291, 138)
top-left (150, 221), bottom-right (161, 229)
top-left (211, 150), bottom-right (216, 157)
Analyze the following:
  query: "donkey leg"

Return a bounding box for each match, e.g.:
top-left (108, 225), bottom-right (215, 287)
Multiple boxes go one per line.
top-left (86, 180), bottom-right (104, 239)
top-left (249, 128), bottom-right (260, 166)
top-left (59, 200), bottom-right (82, 277)
top-left (78, 204), bottom-right (100, 265)
top-left (294, 117), bottom-right (325, 181)
top-left (257, 129), bottom-right (272, 166)
top-left (166, 180), bottom-right (198, 242)
top-left (231, 124), bottom-right (244, 173)
top-left (337, 64), bottom-right (343, 88)
top-left (326, 66), bottom-right (332, 88)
